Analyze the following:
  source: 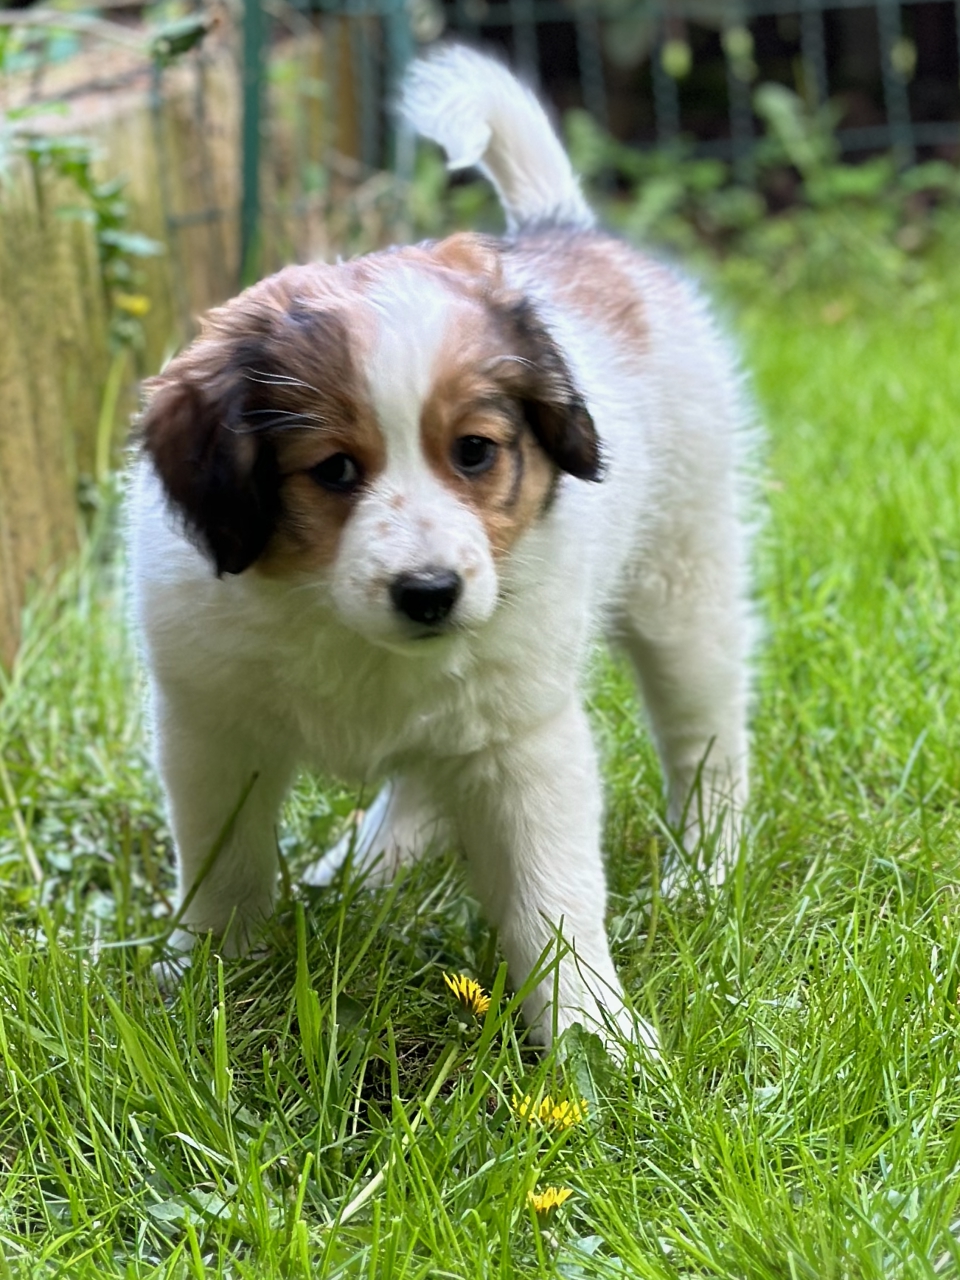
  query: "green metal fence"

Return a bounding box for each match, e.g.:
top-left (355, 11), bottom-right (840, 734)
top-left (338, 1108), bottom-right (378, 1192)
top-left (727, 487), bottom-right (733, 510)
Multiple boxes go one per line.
top-left (237, 0), bottom-right (960, 264)
top-left (3, 0), bottom-right (957, 302)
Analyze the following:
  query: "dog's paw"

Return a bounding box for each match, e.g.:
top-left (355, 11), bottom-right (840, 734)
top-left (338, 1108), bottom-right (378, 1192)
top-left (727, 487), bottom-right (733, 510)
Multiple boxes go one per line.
top-left (658, 838), bottom-right (740, 901)
top-left (526, 974), bottom-right (661, 1065)
top-left (655, 806), bottom-right (745, 900)
top-left (588, 1004), bottom-right (661, 1065)
top-left (303, 781), bottom-right (449, 889)
top-left (627, 1011), bottom-right (661, 1060)
top-left (303, 786), bottom-right (397, 888)
top-left (656, 851), bottom-right (708, 900)
top-left (152, 929), bottom-right (195, 993)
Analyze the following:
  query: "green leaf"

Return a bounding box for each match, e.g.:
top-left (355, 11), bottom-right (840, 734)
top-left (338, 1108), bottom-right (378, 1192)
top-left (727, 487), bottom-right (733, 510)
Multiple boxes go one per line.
top-left (98, 229), bottom-right (165, 257)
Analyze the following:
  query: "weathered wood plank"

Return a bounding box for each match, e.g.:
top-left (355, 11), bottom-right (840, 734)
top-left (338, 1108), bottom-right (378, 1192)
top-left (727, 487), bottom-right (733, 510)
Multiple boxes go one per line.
top-left (0, 30), bottom-right (368, 670)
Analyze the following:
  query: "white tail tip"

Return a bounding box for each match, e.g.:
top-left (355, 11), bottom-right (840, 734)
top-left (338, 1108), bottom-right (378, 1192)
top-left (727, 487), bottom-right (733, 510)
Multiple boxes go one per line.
top-left (399, 44), bottom-right (595, 233)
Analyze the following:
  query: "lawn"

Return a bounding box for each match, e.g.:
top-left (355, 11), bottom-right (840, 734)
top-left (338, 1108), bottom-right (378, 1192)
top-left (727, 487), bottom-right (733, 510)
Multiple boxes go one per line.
top-left (1, 248), bottom-right (959, 1279)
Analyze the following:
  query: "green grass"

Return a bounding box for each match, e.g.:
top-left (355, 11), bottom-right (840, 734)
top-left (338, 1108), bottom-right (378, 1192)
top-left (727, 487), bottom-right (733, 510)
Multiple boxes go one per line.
top-left (2, 256), bottom-right (960, 1279)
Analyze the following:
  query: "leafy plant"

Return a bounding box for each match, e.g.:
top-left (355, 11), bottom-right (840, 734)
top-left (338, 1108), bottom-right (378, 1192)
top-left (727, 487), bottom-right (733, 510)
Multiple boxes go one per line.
top-left (15, 131), bottom-right (164, 484)
top-left (558, 83), bottom-right (960, 296)
top-left (20, 133), bottom-right (162, 343)
top-left (0, 9), bottom-right (216, 484)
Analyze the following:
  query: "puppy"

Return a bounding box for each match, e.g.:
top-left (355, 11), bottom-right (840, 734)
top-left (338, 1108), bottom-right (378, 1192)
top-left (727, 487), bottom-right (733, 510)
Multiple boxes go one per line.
top-left (129, 45), bottom-right (755, 1053)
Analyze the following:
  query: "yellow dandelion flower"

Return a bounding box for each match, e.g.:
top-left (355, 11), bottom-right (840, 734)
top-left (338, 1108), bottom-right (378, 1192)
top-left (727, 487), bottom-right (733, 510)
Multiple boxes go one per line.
top-left (113, 292), bottom-right (152, 317)
top-left (512, 1093), bottom-right (587, 1129)
top-left (443, 972), bottom-right (491, 1017)
top-left (513, 1093), bottom-right (537, 1122)
top-left (528, 1186), bottom-right (573, 1215)
top-left (546, 1097), bottom-right (587, 1128)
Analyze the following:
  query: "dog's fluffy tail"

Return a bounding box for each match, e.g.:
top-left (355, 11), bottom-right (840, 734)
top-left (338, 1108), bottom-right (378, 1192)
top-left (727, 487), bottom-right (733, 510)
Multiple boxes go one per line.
top-left (399, 45), bottom-right (595, 233)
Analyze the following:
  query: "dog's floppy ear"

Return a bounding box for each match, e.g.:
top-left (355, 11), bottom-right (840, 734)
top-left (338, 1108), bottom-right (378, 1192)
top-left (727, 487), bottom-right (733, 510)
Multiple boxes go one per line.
top-left (141, 290), bottom-right (351, 575)
top-left (498, 297), bottom-right (602, 482)
top-left (140, 366), bottom-right (281, 577)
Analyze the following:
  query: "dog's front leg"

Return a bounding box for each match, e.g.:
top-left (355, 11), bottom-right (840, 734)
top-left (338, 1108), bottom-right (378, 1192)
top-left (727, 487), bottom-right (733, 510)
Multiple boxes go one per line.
top-left (303, 774), bottom-right (451, 888)
top-left (453, 700), bottom-right (658, 1056)
top-left (153, 690), bottom-right (295, 960)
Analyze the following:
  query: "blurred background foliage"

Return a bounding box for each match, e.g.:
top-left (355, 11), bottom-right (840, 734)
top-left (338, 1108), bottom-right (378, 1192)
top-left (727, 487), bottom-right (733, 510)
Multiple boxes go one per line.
top-left (408, 78), bottom-right (960, 302)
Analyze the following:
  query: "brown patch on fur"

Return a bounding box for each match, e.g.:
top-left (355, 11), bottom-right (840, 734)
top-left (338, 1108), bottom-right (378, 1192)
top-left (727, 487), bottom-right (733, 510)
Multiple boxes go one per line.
top-left (345, 233), bottom-right (504, 306)
top-left (247, 289), bottom-right (385, 578)
top-left (510, 231), bottom-right (648, 354)
top-left (140, 262), bottom-right (383, 577)
top-left (424, 232), bottom-right (503, 283)
top-left (419, 313), bottom-right (558, 559)
top-left (408, 234), bottom-right (603, 482)
top-left (258, 408), bottom-right (386, 578)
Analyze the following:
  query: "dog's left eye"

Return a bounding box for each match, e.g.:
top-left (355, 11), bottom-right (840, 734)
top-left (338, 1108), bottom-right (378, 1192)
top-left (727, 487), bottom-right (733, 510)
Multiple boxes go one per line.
top-left (452, 435), bottom-right (498, 477)
top-left (309, 453), bottom-right (363, 494)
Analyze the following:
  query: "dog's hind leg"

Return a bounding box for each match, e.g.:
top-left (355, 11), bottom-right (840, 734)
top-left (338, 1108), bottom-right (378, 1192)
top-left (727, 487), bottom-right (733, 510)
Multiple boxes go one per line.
top-left (303, 775), bottom-right (451, 888)
top-left (616, 554), bottom-right (752, 891)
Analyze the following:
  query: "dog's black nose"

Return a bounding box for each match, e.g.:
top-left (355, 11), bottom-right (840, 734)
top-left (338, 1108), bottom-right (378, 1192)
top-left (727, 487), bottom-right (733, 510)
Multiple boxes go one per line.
top-left (390, 569), bottom-right (462, 628)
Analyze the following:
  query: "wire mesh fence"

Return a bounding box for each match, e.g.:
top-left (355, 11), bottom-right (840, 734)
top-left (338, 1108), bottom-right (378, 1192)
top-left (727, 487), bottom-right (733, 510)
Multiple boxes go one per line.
top-left (279, 0), bottom-right (960, 161)
top-left (2, 0), bottom-right (960, 297)
top-left (234, 0), bottom-right (960, 264)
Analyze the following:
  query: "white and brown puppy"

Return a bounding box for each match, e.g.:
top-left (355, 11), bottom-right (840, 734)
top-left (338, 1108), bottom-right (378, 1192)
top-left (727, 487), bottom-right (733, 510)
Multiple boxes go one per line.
top-left (129, 46), bottom-right (755, 1053)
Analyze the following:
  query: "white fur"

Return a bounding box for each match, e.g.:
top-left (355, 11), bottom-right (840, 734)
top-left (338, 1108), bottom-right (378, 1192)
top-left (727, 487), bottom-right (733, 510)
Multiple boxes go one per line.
top-left (129, 49), bottom-right (757, 1057)
top-left (329, 270), bottom-right (500, 645)
top-left (399, 43), bottom-right (594, 233)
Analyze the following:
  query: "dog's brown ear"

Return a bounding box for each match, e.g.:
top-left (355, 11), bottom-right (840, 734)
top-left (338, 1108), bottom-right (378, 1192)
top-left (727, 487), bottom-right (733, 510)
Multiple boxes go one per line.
top-left (140, 367), bottom-right (281, 577)
top-left (141, 290), bottom-right (351, 575)
top-left (498, 298), bottom-right (602, 482)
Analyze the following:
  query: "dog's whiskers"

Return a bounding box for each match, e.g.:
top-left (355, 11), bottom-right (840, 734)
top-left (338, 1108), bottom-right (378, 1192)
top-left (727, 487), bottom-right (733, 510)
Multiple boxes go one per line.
top-left (243, 369), bottom-right (324, 397)
top-left (483, 354), bottom-right (534, 373)
top-left (236, 409), bottom-right (332, 435)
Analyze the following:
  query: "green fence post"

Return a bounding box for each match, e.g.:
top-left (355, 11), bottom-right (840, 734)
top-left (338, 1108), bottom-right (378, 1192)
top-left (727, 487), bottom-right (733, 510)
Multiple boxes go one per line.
top-left (386, 0), bottom-right (415, 179)
top-left (241, 0), bottom-right (264, 285)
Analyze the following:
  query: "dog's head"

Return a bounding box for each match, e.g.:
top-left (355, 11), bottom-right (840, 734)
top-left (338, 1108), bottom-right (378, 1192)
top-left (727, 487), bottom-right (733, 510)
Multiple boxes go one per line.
top-left (140, 233), bottom-right (601, 649)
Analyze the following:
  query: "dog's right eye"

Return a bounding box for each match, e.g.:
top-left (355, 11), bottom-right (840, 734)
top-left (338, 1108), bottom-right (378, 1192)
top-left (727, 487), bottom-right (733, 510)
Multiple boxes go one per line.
top-left (452, 435), bottom-right (499, 477)
top-left (308, 453), bottom-right (363, 494)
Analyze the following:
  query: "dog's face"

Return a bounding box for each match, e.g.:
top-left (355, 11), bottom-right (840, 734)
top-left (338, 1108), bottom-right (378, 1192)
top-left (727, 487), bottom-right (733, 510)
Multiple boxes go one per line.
top-left (141, 234), bottom-right (601, 650)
